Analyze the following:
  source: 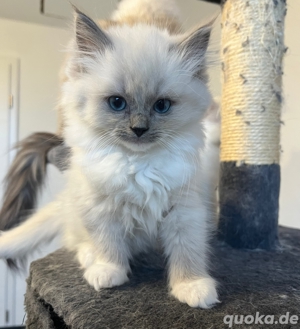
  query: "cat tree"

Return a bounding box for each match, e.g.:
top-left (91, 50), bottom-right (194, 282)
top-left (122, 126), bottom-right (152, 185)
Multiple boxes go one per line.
top-left (218, 0), bottom-right (284, 250)
top-left (23, 0), bottom-right (300, 327)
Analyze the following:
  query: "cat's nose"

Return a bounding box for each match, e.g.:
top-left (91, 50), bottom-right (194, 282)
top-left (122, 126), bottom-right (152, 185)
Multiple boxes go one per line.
top-left (130, 126), bottom-right (149, 137)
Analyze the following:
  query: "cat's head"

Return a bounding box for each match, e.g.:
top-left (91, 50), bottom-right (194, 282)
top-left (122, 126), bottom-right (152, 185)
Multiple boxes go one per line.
top-left (62, 8), bottom-right (213, 152)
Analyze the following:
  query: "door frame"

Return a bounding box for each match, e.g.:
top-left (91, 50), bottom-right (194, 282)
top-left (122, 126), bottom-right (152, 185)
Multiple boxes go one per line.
top-left (0, 56), bottom-right (20, 326)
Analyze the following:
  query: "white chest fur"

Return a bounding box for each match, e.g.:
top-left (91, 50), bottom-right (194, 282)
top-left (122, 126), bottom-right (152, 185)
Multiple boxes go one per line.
top-left (71, 141), bottom-right (199, 236)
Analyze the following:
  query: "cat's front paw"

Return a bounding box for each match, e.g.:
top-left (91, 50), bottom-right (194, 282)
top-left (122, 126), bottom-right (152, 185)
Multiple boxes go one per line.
top-left (84, 262), bottom-right (129, 291)
top-left (171, 277), bottom-right (219, 308)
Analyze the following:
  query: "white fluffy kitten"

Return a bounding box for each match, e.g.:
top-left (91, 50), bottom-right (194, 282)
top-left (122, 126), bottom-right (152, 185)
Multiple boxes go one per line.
top-left (0, 0), bottom-right (219, 308)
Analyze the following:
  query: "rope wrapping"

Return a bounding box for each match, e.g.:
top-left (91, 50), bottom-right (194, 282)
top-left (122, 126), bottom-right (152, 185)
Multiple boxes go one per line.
top-left (220, 0), bottom-right (286, 165)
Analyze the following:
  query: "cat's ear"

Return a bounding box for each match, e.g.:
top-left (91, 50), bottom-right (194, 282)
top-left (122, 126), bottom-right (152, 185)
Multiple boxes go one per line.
top-left (176, 20), bottom-right (214, 78)
top-left (73, 6), bottom-right (112, 55)
top-left (179, 23), bottom-right (211, 58)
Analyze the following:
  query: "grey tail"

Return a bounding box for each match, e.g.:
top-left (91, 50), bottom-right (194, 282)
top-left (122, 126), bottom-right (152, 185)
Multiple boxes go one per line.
top-left (0, 132), bottom-right (63, 232)
top-left (0, 132), bottom-right (63, 270)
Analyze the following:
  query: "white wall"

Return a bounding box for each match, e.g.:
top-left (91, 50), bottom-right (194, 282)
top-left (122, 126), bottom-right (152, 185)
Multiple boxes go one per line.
top-left (0, 18), bottom-right (69, 325)
top-left (0, 18), bottom-right (70, 139)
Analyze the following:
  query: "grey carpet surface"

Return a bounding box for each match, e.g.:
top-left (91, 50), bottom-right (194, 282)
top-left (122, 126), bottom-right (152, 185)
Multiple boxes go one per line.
top-left (25, 226), bottom-right (300, 329)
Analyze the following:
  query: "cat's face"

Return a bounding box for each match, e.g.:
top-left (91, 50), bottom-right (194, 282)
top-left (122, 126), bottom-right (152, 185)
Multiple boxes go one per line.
top-left (64, 9), bottom-right (212, 152)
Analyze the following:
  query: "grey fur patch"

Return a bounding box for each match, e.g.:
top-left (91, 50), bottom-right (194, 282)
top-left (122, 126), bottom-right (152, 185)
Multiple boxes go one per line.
top-left (47, 144), bottom-right (71, 171)
top-left (178, 23), bottom-right (212, 63)
top-left (176, 21), bottom-right (214, 81)
top-left (74, 7), bottom-right (112, 56)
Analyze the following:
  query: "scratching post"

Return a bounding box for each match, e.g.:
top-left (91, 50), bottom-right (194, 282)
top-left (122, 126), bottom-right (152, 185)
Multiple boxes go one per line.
top-left (218, 0), bottom-right (286, 249)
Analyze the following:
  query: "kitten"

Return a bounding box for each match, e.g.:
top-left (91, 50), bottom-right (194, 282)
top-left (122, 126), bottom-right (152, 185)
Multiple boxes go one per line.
top-left (0, 0), bottom-right (219, 308)
top-left (0, 0), bottom-right (182, 231)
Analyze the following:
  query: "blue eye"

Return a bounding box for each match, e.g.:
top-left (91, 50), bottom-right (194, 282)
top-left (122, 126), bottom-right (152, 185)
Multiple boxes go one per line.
top-left (153, 99), bottom-right (171, 114)
top-left (108, 96), bottom-right (127, 111)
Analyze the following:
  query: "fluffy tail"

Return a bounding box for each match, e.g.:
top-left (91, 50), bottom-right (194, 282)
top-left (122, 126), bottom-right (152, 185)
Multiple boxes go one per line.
top-left (0, 132), bottom-right (63, 231)
top-left (0, 201), bottom-right (62, 268)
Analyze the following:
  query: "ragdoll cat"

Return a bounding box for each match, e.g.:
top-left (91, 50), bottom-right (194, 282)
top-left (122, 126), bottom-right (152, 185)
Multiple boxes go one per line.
top-left (0, 0), bottom-right (183, 232)
top-left (0, 0), bottom-right (219, 308)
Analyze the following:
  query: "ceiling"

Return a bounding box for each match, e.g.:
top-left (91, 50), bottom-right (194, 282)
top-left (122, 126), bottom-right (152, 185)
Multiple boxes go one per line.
top-left (0, 0), bottom-right (219, 29)
top-left (0, 0), bottom-right (119, 28)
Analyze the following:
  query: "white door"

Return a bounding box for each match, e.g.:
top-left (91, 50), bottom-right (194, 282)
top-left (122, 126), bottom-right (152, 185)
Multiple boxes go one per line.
top-left (0, 56), bottom-right (20, 327)
top-left (0, 56), bottom-right (64, 327)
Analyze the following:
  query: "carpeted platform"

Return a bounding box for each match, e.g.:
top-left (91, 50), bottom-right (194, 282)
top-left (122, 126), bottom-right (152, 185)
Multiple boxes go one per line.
top-left (25, 226), bottom-right (300, 329)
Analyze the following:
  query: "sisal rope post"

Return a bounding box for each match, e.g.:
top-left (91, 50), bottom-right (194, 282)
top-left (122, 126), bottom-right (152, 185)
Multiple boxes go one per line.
top-left (218, 0), bottom-right (286, 249)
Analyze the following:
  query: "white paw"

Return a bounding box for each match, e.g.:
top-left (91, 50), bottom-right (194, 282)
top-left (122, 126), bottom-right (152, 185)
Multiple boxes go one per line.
top-left (84, 262), bottom-right (129, 290)
top-left (76, 243), bottom-right (96, 269)
top-left (171, 277), bottom-right (219, 308)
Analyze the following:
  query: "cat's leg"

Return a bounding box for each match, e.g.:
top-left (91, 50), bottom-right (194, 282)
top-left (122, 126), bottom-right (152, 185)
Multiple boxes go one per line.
top-left (76, 219), bottom-right (131, 291)
top-left (76, 242), bottom-right (97, 268)
top-left (160, 194), bottom-right (219, 308)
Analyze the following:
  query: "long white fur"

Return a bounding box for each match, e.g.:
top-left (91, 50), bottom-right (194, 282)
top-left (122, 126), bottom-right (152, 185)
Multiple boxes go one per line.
top-left (0, 0), bottom-right (220, 308)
